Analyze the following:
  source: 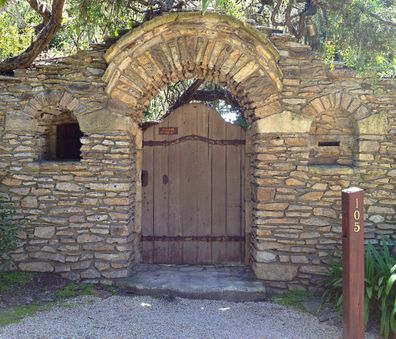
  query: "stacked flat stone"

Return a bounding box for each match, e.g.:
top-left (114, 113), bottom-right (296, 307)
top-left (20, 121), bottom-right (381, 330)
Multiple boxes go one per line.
top-left (0, 13), bottom-right (394, 289)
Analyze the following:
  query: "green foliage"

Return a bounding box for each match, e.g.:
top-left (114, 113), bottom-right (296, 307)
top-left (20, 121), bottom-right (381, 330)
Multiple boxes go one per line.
top-left (272, 289), bottom-right (314, 312)
top-left (314, 0), bottom-right (396, 77)
top-left (144, 79), bottom-right (247, 128)
top-left (202, 0), bottom-right (245, 20)
top-left (51, 0), bottom-right (142, 56)
top-left (365, 240), bottom-right (396, 339)
top-left (0, 271), bottom-right (36, 293)
top-left (0, 0), bottom-right (395, 76)
top-left (55, 282), bottom-right (96, 300)
top-left (322, 40), bottom-right (336, 70)
top-left (320, 253), bottom-right (343, 311)
top-left (0, 303), bottom-right (52, 327)
top-left (0, 202), bottom-right (18, 271)
top-left (320, 238), bottom-right (396, 339)
top-left (0, 1), bottom-right (37, 60)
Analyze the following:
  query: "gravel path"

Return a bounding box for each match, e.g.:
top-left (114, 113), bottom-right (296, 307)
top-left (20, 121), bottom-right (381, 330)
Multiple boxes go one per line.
top-left (0, 295), bottom-right (341, 339)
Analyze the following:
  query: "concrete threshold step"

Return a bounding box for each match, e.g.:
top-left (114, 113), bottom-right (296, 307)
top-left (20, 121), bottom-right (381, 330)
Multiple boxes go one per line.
top-left (115, 264), bottom-right (267, 302)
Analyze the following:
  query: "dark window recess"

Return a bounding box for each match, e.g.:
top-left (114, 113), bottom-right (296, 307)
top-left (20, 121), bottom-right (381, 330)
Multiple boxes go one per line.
top-left (318, 141), bottom-right (340, 147)
top-left (56, 123), bottom-right (83, 160)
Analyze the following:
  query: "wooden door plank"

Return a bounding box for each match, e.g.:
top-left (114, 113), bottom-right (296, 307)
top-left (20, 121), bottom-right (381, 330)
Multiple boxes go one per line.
top-left (180, 105), bottom-right (199, 263)
top-left (240, 133), bottom-right (246, 263)
top-left (153, 241), bottom-right (170, 263)
top-left (141, 241), bottom-right (153, 263)
top-left (225, 123), bottom-right (243, 262)
top-left (153, 118), bottom-right (169, 263)
top-left (211, 241), bottom-right (227, 263)
top-left (141, 126), bottom-right (154, 263)
top-left (194, 105), bottom-right (211, 263)
top-left (167, 107), bottom-right (184, 264)
top-left (209, 107), bottom-right (227, 264)
top-left (197, 241), bottom-right (212, 264)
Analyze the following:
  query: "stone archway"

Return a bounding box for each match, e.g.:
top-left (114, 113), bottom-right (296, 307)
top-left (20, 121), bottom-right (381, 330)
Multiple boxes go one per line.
top-left (102, 12), bottom-right (284, 271)
top-left (103, 12), bottom-right (283, 121)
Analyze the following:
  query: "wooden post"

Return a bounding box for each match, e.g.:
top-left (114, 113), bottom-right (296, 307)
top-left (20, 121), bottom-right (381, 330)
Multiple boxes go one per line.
top-left (342, 187), bottom-right (365, 339)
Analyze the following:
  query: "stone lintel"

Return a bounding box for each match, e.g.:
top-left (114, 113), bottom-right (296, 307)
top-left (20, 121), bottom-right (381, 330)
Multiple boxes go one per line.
top-left (79, 108), bottom-right (133, 133)
top-left (357, 113), bottom-right (388, 135)
top-left (254, 111), bottom-right (313, 134)
top-left (304, 165), bottom-right (357, 176)
top-left (5, 112), bottom-right (35, 131)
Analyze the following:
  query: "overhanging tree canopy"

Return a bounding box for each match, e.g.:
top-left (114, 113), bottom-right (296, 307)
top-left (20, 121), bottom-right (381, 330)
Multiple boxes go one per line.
top-left (0, 0), bottom-right (395, 77)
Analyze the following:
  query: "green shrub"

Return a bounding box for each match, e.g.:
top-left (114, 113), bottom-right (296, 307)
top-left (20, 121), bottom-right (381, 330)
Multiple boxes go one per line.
top-left (365, 241), bottom-right (396, 339)
top-left (0, 202), bottom-right (18, 271)
top-left (320, 238), bottom-right (396, 339)
top-left (0, 272), bottom-right (36, 293)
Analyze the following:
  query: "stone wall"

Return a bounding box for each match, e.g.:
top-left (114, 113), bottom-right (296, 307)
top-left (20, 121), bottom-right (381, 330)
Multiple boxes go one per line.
top-left (0, 47), bottom-right (139, 281)
top-left (251, 33), bottom-right (395, 289)
top-left (0, 12), bottom-right (394, 289)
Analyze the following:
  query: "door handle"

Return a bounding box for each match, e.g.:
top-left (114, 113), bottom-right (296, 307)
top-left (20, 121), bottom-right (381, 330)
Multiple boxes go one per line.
top-left (163, 174), bottom-right (168, 185)
top-left (141, 170), bottom-right (148, 187)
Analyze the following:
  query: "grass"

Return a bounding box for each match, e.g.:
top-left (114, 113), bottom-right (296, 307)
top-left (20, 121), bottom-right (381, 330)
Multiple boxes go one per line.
top-left (0, 282), bottom-right (100, 328)
top-left (272, 289), bottom-right (315, 312)
top-left (0, 272), bottom-right (36, 293)
top-left (0, 271), bottom-right (116, 328)
top-left (55, 282), bottom-right (96, 300)
top-left (0, 303), bottom-right (52, 327)
top-left (0, 296), bottom-right (97, 327)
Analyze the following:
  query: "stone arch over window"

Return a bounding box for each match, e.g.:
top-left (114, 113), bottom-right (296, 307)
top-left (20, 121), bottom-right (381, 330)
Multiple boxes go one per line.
top-left (303, 92), bottom-right (372, 165)
top-left (22, 91), bottom-right (87, 161)
top-left (103, 12), bottom-right (283, 123)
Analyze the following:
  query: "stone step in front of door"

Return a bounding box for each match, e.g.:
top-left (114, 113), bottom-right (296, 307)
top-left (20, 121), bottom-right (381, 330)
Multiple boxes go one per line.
top-left (115, 264), bottom-right (267, 302)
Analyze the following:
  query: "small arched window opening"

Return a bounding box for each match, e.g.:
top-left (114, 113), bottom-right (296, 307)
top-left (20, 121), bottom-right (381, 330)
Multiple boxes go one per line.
top-left (36, 108), bottom-right (83, 161)
top-left (55, 123), bottom-right (83, 160)
top-left (144, 79), bottom-right (247, 128)
top-left (309, 109), bottom-right (355, 165)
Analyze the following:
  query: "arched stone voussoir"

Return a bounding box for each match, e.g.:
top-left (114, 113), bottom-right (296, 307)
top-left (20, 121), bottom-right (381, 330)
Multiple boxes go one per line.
top-left (22, 90), bottom-right (90, 120)
top-left (303, 92), bottom-right (372, 122)
top-left (104, 12), bottom-right (283, 120)
top-left (105, 12), bottom-right (280, 66)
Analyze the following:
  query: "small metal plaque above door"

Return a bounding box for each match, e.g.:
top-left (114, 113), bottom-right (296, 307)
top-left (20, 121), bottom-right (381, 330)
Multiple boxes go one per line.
top-left (159, 127), bottom-right (178, 135)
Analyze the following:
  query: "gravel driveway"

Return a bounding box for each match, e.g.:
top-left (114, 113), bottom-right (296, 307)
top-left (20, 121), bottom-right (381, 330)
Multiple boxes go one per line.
top-left (0, 295), bottom-right (341, 339)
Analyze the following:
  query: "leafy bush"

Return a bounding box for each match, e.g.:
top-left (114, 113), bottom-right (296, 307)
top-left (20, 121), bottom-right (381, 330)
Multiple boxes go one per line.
top-left (0, 271), bottom-right (36, 293)
top-left (321, 253), bottom-right (343, 310)
top-left (320, 238), bottom-right (396, 339)
top-left (0, 202), bottom-right (18, 271)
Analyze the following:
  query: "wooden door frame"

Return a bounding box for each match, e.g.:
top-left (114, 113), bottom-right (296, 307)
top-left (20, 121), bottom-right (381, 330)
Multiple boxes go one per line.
top-left (134, 106), bottom-right (253, 266)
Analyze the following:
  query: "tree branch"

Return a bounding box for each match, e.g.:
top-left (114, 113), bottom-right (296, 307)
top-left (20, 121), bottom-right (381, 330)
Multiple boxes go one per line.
top-left (27, 0), bottom-right (51, 22)
top-left (168, 79), bottom-right (204, 112)
top-left (191, 89), bottom-right (241, 110)
top-left (0, 0), bottom-right (65, 73)
top-left (356, 3), bottom-right (396, 28)
top-left (270, 0), bottom-right (283, 27)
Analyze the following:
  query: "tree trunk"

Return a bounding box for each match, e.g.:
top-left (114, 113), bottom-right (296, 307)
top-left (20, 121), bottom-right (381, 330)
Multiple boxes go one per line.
top-left (0, 0), bottom-right (65, 74)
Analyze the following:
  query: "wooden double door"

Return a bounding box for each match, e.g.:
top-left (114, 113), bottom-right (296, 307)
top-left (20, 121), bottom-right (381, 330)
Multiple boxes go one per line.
top-left (141, 103), bottom-right (245, 264)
